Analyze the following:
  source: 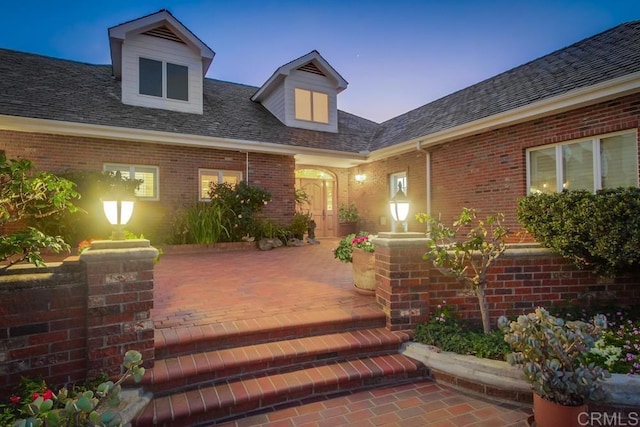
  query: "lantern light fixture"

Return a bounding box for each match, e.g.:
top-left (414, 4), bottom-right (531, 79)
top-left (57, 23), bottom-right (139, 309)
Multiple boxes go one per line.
top-left (389, 182), bottom-right (410, 232)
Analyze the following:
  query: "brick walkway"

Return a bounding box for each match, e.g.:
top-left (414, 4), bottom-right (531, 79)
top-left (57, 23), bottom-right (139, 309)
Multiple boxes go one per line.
top-left (152, 239), bottom-right (532, 426)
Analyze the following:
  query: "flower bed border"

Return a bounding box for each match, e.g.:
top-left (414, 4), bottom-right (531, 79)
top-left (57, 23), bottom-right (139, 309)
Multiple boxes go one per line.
top-left (402, 342), bottom-right (640, 409)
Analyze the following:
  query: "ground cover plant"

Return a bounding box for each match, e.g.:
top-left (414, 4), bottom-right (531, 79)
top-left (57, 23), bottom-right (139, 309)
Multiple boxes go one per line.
top-left (413, 302), bottom-right (510, 360)
top-left (0, 351), bottom-right (145, 426)
top-left (414, 302), bottom-right (640, 375)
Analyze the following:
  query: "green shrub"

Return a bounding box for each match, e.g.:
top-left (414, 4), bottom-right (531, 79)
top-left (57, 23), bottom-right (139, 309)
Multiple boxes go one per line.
top-left (517, 188), bottom-right (640, 277)
top-left (208, 181), bottom-right (271, 241)
top-left (0, 155), bottom-right (80, 269)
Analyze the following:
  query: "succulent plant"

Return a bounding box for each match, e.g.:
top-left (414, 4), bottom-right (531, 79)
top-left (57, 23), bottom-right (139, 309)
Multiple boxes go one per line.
top-left (498, 308), bottom-right (611, 406)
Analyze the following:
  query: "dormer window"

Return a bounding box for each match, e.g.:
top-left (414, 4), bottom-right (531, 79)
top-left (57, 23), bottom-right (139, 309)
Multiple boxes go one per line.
top-left (139, 58), bottom-right (189, 101)
top-left (294, 88), bottom-right (329, 124)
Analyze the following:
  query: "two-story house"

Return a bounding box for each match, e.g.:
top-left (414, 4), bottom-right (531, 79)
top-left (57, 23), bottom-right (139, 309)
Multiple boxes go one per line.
top-left (1, 9), bottom-right (639, 242)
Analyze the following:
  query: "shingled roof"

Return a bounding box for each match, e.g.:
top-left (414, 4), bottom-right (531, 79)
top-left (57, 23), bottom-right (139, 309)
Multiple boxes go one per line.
top-left (0, 48), bottom-right (378, 154)
top-left (371, 20), bottom-right (640, 150)
top-left (1, 20), bottom-right (639, 156)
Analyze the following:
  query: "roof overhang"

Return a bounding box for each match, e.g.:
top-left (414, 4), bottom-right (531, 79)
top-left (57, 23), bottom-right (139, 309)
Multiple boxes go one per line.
top-left (368, 71), bottom-right (640, 162)
top-left (108, 9), bottom-right (215, 79)
top-left (0, 115), bottom-right (367, 168)
top-left (251, 50), bottom-right (348, 102)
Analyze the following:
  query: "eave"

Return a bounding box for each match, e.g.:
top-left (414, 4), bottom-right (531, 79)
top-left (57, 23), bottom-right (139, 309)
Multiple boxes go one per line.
top-left (0, 115), bottom-right (367, 168)
top-left (368, 71), bottom-right (640, 162)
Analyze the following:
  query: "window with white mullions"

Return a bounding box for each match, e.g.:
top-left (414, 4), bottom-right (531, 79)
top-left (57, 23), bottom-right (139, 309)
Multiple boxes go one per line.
top-left (199, 169), bottom-right (243, 201)
top-left (104, 164), bottom-right (159, 200)
top-left (527, 131), bottom-right (638, 194)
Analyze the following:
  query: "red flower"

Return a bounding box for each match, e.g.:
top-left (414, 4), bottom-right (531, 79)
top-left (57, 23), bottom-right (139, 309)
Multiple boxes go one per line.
top-left (32, 392), bottom-right (39, 401)
top-left (10, 395), bottom-right (20, 404)
top-left (42, 389), bottom-right (54, 400)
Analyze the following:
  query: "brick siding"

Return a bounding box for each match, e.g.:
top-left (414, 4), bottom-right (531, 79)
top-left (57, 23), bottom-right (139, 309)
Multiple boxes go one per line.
top-left (0, 131), bottom-right (296, 240)
top-left (351, 93), bottom-right (640, 237)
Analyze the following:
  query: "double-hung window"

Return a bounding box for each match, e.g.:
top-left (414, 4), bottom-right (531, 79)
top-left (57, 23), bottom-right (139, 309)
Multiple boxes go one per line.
top-left (104, 164), bottom-right (159, 200)
top-left (294, 88), bottom-right (329, 123)
top-left (199, 169), bottom-right (243, 201)
top-left (139, 58), bottom-right (189, 101)
top-left (527, 132), bottom-right (638, 194)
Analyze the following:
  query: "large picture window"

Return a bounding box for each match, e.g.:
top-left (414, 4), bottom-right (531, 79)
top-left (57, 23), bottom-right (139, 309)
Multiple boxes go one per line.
top-left (294, 88), bottom-right (329, 123)
top-left (199, 169), bottom-right (243, 201)
top-left (104, 164), bottom-right (159, 200)
top-left (139, 58), bottom-right (188, 101)
top-left (527, 132), bottom-right (638, 194)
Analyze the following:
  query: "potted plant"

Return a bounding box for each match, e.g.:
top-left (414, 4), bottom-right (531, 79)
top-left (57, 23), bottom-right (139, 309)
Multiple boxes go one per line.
top-left (337, 202), bottom-right (359, 236)
top-left (333, 232), bottom-right (376, 294)
top-left (498, 308), bottom-right (611, 427)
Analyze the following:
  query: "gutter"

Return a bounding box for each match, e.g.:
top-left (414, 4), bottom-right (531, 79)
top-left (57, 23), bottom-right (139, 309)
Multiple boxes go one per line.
top-left (367, 71), bottom-right (640, 163)
top-left (0, 115), bottom-right (367, 162)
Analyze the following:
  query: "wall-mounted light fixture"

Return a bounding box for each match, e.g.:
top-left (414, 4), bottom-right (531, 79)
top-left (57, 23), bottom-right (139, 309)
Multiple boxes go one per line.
top-left (389, 182), bottom-right (410, 232)
top-left (355, 173), bottom-right (366, 183)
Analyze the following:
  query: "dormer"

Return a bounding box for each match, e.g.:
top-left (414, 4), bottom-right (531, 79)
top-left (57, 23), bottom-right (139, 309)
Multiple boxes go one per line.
top-left (251, 51), bottom-right (348, 133)
top-left (109, 9), bottom-right (215, 114)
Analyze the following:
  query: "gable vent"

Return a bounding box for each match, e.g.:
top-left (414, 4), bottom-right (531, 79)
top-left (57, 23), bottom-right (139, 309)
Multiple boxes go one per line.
top-left (142, 25), bottom-right (186, 44)
top-left (297, 62), bottom-right (326, 76)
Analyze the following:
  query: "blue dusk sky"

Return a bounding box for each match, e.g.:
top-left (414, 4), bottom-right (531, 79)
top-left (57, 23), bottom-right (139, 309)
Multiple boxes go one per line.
top-left (1, 1), bottom-right (638, 123)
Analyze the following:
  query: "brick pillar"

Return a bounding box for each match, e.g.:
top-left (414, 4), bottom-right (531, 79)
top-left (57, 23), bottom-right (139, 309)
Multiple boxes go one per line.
top-left (80, 239), bottom-right (158, 379)
top-left (372, 232), bottom-right (430, 332)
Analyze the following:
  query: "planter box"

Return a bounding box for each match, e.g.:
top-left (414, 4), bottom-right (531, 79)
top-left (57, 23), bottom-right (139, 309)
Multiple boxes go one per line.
top-left (402, 342), bottom-right (640, 410)
top-left (157, 241), bottom-right (257, 255)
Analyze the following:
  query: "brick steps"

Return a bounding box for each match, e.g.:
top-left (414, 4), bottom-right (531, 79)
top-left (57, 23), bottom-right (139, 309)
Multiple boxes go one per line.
top-left (132, 308), bottom-right (429, 426)
top-left (133, 353), bottom-right (427, 426)
top-left (141, 328), bottom-right (410, 394)
top-left (154, 307), bottom-right (386, 359)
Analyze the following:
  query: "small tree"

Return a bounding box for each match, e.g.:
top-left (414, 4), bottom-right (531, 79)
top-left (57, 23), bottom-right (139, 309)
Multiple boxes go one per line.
top-left (416, 208), bottom-right (509, 333)
top-left (0, 155), bottom-right (80, 269)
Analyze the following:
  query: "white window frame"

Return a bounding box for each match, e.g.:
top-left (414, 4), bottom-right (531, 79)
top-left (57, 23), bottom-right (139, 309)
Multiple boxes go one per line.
top-left (526, 131), bottom-right (638, 194)
top-left (199, 169), bottom-right (243, 201)
top-left (139, 57), bottom-right (189, 102)
top-left (103, 164), bottom-right (160, 201)
top-left (294, 88), bottom-right (329, 124)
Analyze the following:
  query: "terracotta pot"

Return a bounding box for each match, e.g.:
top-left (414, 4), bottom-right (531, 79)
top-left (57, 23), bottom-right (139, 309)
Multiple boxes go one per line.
top-left (351, 247), bottom-right (376, 293)
top-left (533, 393), bottom-right (587, 427)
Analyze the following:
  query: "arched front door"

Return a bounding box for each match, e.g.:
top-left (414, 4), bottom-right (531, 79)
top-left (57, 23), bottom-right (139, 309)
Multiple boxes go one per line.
top-left (295, 169), bottom-right (335, 237)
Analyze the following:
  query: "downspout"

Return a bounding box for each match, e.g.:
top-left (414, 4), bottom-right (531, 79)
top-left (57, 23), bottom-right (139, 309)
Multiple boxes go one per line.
top-left (245, 151), bottom-right (249, 182)
top-left (416, 141), bottom-right (431, 217)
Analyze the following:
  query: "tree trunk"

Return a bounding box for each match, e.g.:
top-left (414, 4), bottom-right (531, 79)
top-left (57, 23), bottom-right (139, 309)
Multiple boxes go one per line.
top-left (475, 285), bottom-right (491, 333)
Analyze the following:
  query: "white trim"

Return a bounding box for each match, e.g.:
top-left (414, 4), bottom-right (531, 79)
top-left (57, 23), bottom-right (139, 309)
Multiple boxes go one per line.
top-left (369, 72), bottom-right (640, 162)
top-left (198, 168), bottom-right (243, 201)
top-left (109, 10), bottom-right (214, 79)
top-left (0, 115), bottom-right (366, 163)
top-left (525, 129), bottom-right (639, 193)
top-left (252, 50), bottom-right (348, 102)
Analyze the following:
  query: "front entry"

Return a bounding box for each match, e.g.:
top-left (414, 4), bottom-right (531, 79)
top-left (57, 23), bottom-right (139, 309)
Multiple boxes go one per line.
top-left (295, 169), bottom-right (335, 237)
